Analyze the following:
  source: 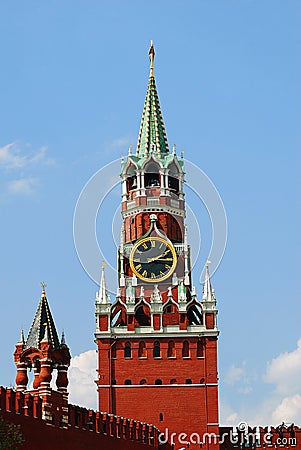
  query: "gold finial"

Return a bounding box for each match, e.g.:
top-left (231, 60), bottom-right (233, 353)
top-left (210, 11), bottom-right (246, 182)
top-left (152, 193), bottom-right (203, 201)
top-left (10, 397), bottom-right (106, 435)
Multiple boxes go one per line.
top-left (149, 40), bottom-right (155, 77)
top-left (206, 260), bottom-right (212, 269)
top-left (101, 261), bottom-right (108, 271)
top-left (41, 281), bottom-right (47, 291)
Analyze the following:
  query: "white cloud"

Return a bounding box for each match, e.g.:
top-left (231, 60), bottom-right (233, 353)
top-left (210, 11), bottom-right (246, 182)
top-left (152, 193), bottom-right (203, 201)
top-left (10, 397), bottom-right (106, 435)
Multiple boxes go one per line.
top-left (264, 338), bottom-right (301, 395)
top-left (7, 178), bottom-right (38, 195)
top-left (0, 142), bottom-right (55, 198)
top-left (0, 143), bottom-right (27, 169)
top-left (0, 142), bottom-right (54, 170)
top-left (221, 339), bottom-right (301, 426)
top-left (272, 394), bottom-right (301, 423)
top-left (68, 349), bottom-right (98, 410)
top-left (219, 400), bottom-right (239, 425)
top-left (224, 364), bottom-right (245, 385)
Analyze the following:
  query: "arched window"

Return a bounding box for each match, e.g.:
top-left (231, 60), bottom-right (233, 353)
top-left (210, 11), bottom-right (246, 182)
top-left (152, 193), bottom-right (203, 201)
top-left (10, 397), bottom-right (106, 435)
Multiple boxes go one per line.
top-left (187, 304), bottom-right (202, 325)
top-left (170, 378), bottom-right (177, 384)
top-left (135, 305), bottom-right (150, 326)
top-left (111, 302), bottom-right (127, 327)
top-left (197, 340), bottom-right (204, 358)
top-left (124, 379), bottom-right (132, 385)
top-left (185, 378), bottom-right (192, 384)
top-left (159, 413), bottom-right (164, 422)
top-left (140, 379), bottom-right (147, 385)
top-left (145, 162), bottom-right (160, 187)
top-left (155, 379), bottom-right (162, 385)
top-left (153, 341), bottom-right (161, 358)
top-left (182, 340), bottom-right (190, 358)
top-left (138, 341), bottom-right (147, 358)
top-left (124, 342), bottom-right (131, 358)
top-left (168, 340), bottom-right (176, 358)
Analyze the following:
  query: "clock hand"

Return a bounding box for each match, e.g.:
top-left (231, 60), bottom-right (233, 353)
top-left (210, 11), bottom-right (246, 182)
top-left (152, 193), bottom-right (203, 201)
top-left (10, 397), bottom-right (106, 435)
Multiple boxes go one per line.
top-left (146, 250), bottom-right (169, 263)
top-left (154, 258), bottom-right (173, 262)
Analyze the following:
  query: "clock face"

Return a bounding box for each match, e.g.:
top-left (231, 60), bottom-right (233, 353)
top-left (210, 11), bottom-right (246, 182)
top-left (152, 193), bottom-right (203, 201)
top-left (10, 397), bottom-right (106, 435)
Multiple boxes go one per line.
top-left (129, 236), bottom-right (177, 282)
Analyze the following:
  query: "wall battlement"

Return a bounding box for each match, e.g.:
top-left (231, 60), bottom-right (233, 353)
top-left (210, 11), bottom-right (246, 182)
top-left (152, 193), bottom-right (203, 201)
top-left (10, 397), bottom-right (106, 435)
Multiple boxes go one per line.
top-left (0, 386), bottom-right (162, 449)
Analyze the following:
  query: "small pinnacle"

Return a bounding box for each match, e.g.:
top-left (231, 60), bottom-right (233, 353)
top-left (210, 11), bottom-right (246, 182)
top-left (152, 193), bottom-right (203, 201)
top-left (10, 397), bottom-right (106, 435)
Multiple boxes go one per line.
top-left (61, 330), bottom-right (66, 345)
top-left (181, 150), bottom-right (184, 159)
top-left (102, 261), bottom-right (108, 271)
top-left (128, 144), bottom-right (132, 155)
top-left (149, 40), bottom-right (155, 77)
top-left (172, 144), bottom-right (176, 155)
top-left (40, 281), bottom-right (47, 294)
top-left (19, 329), bottom-right (25, 345)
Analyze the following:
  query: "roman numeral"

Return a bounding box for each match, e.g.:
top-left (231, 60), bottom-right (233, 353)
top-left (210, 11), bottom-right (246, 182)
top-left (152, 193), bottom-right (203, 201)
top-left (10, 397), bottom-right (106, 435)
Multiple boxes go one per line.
top-left (151, 240), bottom-right (156, 248)
top-left (135, 264), bottom-right (142, 272)
top-left (142, 270), bottom-right (147, 277)
top-left (165, 264), bottom-right (171, 269)
top-left (151, 273), bottom-right (156, 279)
top-left (142, 243), bottom-right (148, 250)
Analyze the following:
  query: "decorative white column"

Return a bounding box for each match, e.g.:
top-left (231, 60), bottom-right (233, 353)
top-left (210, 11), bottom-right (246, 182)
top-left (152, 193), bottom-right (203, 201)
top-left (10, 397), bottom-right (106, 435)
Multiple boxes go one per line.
top-left (140, 170), bottom-right (146, 196)
top-left (119, 227), bottom-right (125, 286)
top-left (179, 174), bottom-right (184, 200)
top-left (122, 176), bottom-right (127, 201)
top-left (136, 170), bottom-right (141, 196)
top-left (184, 225), bottom-right (189, 285)
top-left (160, 170), bottom-right (165, 195)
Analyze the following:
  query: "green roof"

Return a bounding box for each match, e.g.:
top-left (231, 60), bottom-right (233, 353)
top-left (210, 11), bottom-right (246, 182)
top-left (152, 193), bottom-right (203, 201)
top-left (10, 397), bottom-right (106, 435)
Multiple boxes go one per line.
top-left (136, 42), bottom-right (169, 157)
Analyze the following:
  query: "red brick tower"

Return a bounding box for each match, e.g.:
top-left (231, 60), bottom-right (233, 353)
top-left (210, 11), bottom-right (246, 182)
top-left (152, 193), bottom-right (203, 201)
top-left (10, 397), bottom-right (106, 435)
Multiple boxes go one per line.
top-left (14, 284), bottom-right (71, 427)
top-left (95, 42), bottom-right (219, 450)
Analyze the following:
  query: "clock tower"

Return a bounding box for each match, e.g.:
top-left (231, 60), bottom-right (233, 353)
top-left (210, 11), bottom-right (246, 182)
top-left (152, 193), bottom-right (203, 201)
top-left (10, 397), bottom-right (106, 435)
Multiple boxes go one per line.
top-left (95, 42), bottom-right (219, 450)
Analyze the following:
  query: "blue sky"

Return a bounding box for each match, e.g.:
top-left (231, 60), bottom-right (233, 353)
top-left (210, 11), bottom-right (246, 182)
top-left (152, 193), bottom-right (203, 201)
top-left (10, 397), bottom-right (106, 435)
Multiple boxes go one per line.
top-left (0, 1), bottom-right (300, 425)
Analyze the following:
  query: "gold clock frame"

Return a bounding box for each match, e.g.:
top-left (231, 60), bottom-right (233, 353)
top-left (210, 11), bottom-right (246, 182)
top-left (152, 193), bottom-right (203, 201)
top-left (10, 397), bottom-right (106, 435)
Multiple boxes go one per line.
top-left (129, 236), bottom-right (177, 283)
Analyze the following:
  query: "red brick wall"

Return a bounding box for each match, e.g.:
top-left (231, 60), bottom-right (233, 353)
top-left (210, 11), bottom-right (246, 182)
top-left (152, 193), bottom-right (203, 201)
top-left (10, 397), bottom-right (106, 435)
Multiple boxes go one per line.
top-left (0, 386), bottom-right (162, 450)
top-left (97, 336), bottom-right (219, 450)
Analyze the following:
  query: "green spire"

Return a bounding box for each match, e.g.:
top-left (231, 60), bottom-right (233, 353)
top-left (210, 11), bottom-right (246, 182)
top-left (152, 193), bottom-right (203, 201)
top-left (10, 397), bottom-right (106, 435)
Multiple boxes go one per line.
top-left (136, 41), bottom-right (169, 158)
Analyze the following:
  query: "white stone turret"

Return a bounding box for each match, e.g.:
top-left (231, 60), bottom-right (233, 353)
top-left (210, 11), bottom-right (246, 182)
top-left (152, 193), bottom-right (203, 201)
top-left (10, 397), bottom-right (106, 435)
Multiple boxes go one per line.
top-left (97, 263), bottom-right (110, 305)
top-left (201, 261), bottom-right (218, 331)
top-left (202, 261), bottom-right (216, 306)
top-left (95, 263), bottom-right (111, 332)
